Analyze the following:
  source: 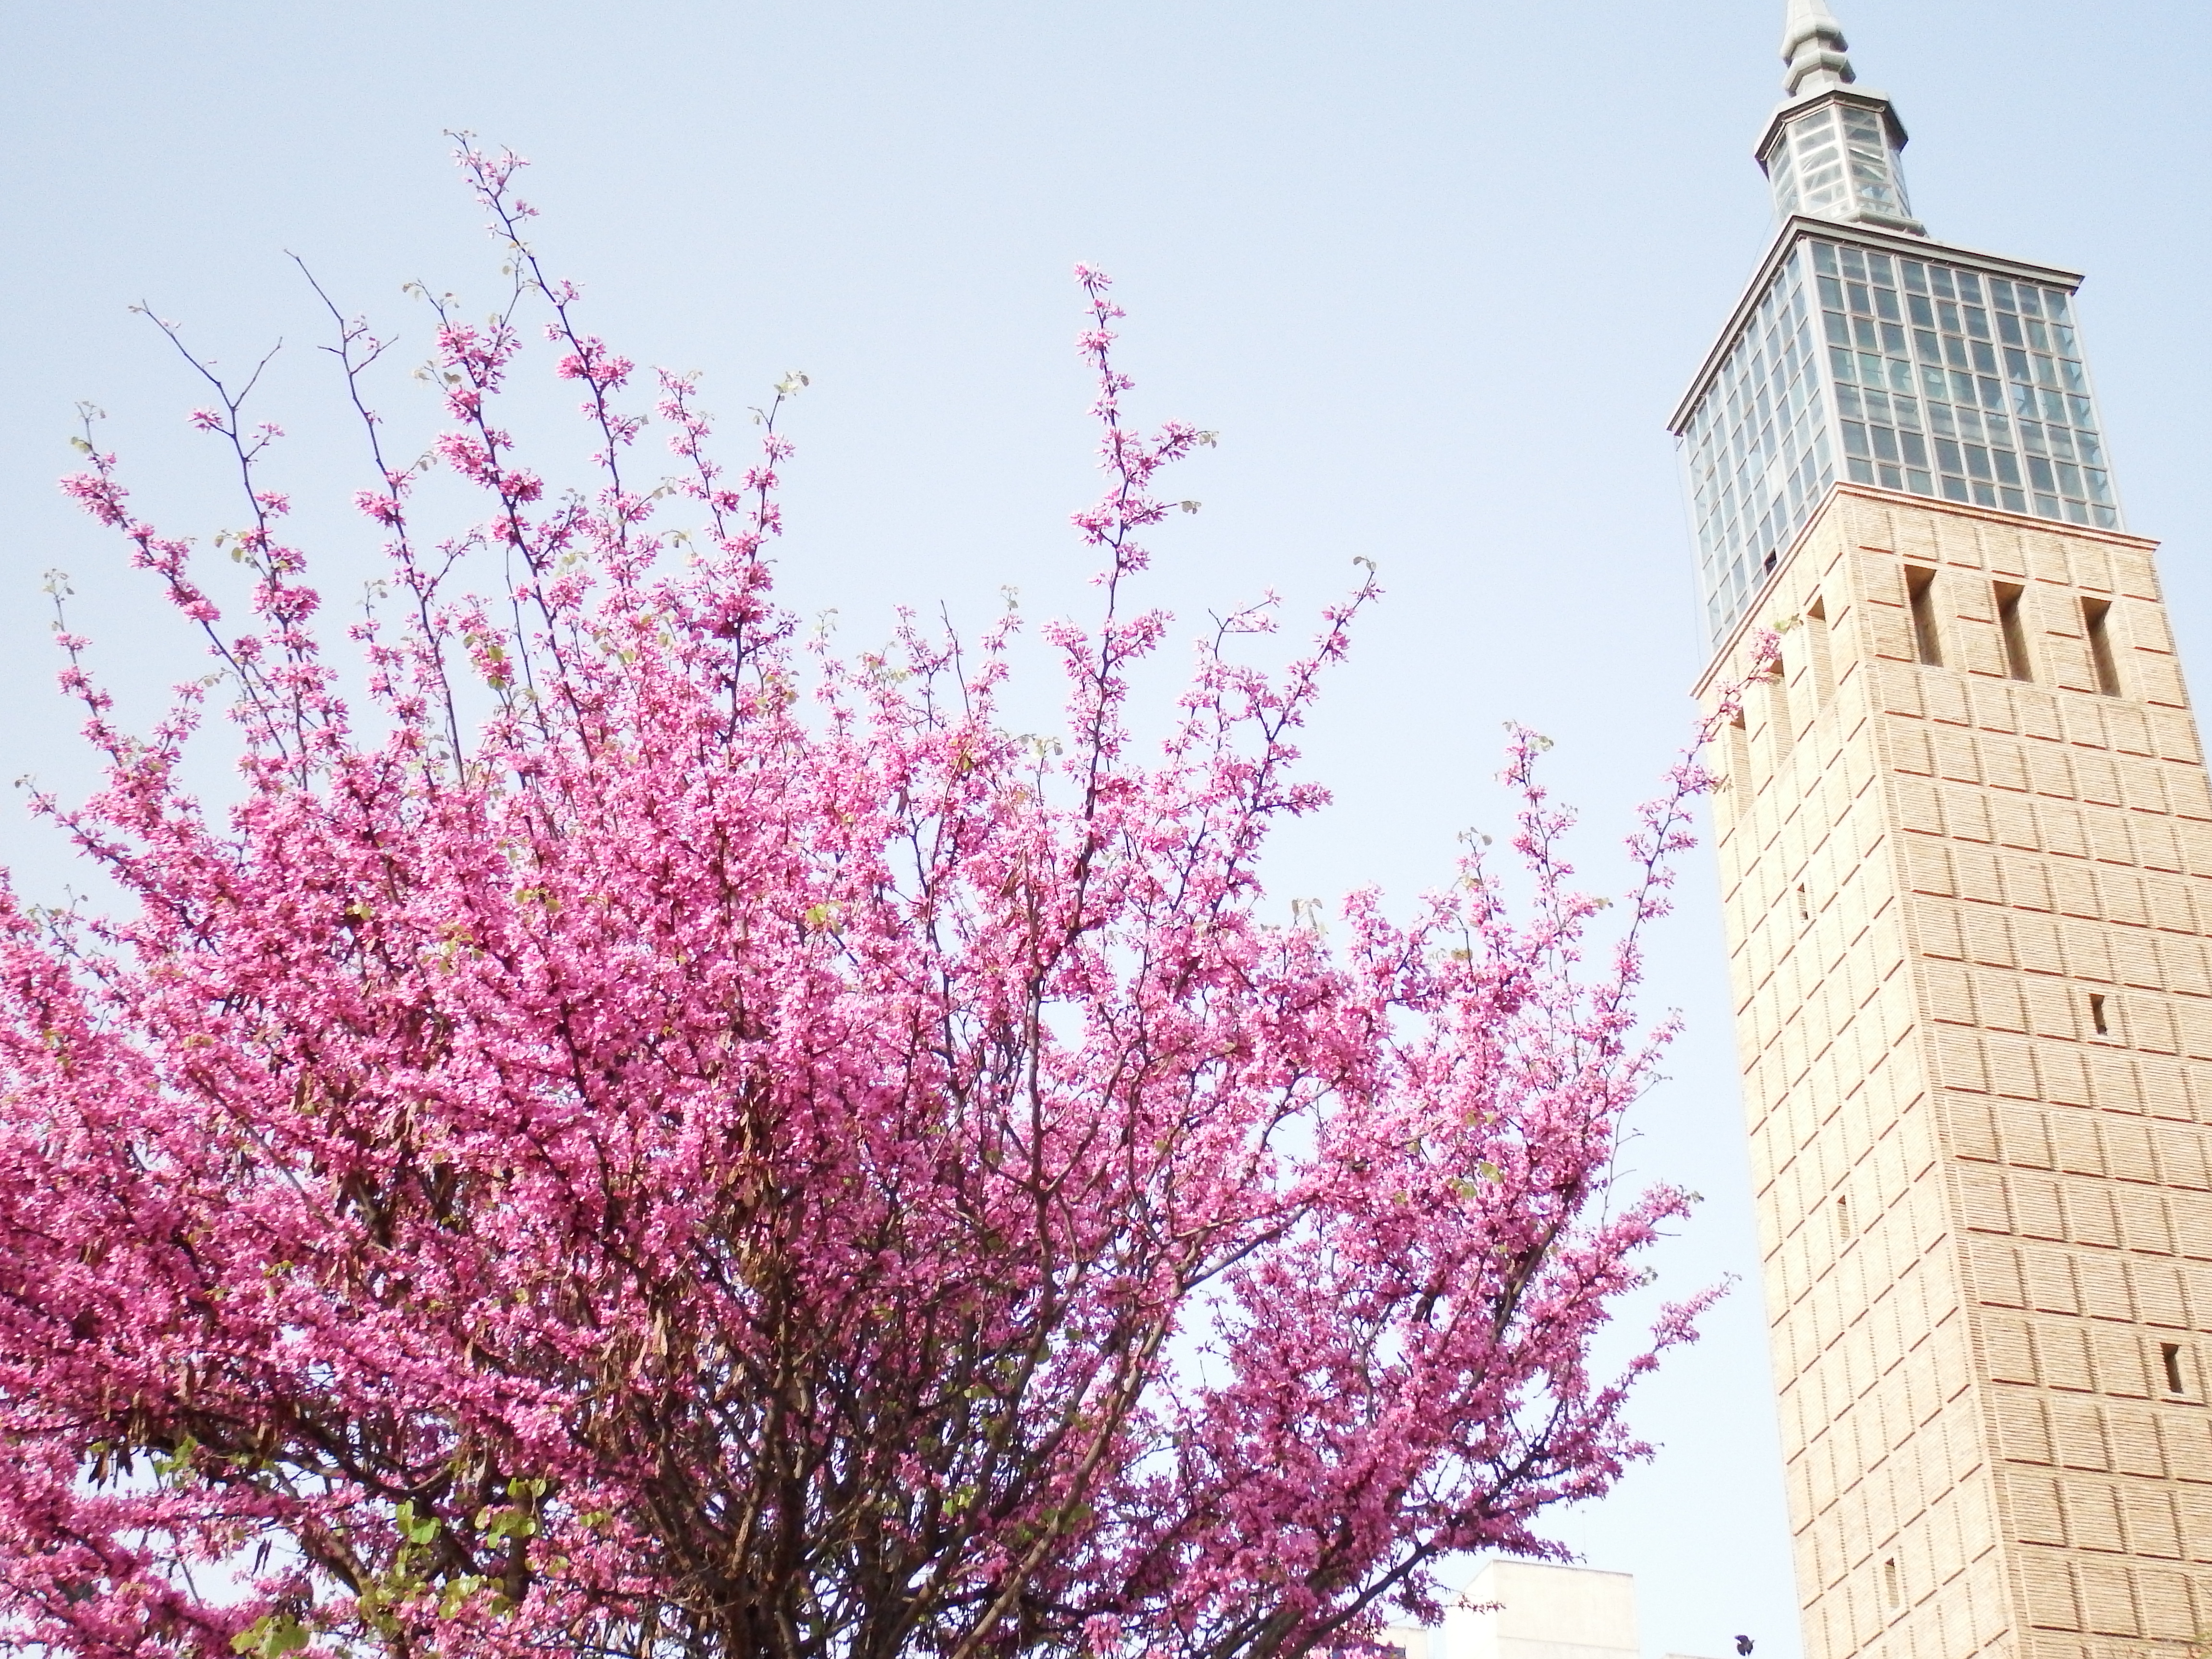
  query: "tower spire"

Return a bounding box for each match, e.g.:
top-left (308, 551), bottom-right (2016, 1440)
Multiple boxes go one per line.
top-left (1780, 0), bottom-right (1856, 97)
top-left (1756, 0), bottom-right (1920, 235)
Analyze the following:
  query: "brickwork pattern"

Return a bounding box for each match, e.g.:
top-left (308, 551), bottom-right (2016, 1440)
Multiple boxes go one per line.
top-left (1699, 485), bottom-right (2212, 1659)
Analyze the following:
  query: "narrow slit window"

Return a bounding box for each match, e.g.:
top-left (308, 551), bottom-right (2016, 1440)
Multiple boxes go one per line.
top-left (1807, 598), bottom-right (1836, 708)
top-left (2083, 596), bottom-right (2121, 695)
top-left (1795, 884), bottom-right (1811, 926)
top-left (1884, 1558), bottom-right (1902, 1611)
top-left (1769, 660), bottom-right (1794, 758)
top-left (1835, 1193), bottom-right (1852, 1241)
top-left (1906, 566), bottom-right (1943, 666)
top-left (1996, 581), bottom-right (2033, 681)
top-left (2089, 992), bottom-right (2111, 1037)
top-left (2163, 1343), bottom-right (2187, 1396)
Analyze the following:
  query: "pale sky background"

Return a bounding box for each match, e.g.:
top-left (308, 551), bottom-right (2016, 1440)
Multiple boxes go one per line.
top-left (3, 2), bottom-right (2210, 1657)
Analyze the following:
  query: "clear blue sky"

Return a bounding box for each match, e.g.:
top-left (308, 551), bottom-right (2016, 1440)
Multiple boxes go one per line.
top-left (3, 3), bottom-right (2208, 1657)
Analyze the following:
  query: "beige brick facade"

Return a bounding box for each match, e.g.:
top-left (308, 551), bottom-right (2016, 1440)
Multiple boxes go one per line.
top-left (1697, 484), bottom-right (2212, 1659)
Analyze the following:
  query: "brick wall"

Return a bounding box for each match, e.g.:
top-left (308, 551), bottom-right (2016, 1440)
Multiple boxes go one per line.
top-left (1701, 486), bottom-right (2212, 1659)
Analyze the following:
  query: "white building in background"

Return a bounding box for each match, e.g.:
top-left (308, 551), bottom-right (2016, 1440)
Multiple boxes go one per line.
top-left (1445, 1562), bottom-right (1641, 1659)
top-left (1386, 1560), bottom-right (1723, 1659)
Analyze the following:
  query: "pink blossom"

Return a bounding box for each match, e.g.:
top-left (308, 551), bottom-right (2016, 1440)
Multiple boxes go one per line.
top-left (0, 153), bottom-right (1716, 1659)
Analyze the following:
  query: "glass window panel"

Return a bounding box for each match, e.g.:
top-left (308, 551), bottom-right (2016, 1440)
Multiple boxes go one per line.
top-left (1680, 239), bottom-right (2115, 650)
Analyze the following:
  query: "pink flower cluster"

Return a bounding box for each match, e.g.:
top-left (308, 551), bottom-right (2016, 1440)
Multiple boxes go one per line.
top-left (0, 145), bottom-right (1719, 1659)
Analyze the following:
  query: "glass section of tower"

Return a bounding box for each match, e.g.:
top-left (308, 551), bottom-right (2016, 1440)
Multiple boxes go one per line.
top-left (1683, 246), bottom-right (1831, 645)
top-left (1683, 233), bottom-right (2119, 647)
top-left (1764, 101), bottom-right (1915, 229)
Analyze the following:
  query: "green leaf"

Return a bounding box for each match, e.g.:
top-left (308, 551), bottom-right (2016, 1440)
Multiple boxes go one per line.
top-left (395, 1500), bottom-right (440, 1546)
top-left (231, 1614), bottom-right (310, 1659)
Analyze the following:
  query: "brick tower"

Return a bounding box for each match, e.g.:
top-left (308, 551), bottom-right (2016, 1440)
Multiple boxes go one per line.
top-left (1679, 8), bottom-right (2212, 1659)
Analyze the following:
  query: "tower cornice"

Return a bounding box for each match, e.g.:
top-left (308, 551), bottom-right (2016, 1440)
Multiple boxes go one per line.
top-left (1754, 85), bottom-right (1908, 175)
top-left (1687, 481), bottom-right (2157, 700)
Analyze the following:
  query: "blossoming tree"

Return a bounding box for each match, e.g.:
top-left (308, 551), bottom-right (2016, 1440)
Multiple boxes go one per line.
top-left (0, 147), bottom-right (1717, 1659)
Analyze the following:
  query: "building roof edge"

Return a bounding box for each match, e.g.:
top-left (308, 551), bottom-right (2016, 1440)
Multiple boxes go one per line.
top-left (1688, 482), bottom-right (2161, 698)
top-left (1667, 219), bottom-right (2090, 436)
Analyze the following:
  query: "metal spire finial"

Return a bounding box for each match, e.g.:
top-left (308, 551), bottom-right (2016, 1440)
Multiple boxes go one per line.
top-left (1781, 0), bottom-right (1856, 98)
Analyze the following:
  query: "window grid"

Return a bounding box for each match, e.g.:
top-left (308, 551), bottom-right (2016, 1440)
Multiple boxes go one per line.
top-left (1683, 234), bottom-right (2121, 650)
top-left (1683, 244), bottom-right (1832, 645)
top-left (1766, 104), bottom-right (1913, 228)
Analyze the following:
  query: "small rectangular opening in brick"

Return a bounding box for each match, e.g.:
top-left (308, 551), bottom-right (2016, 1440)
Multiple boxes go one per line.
top-left (2082, 596), bottom-right (2121, 696)
top-left (1996, 580), bottom-right (2033, 681)
top-left (1907, 565), bottom-right (1944, 666)
top-left (2163, 1342), bottom-right (2187, 1395)
top-left (2089, 992), bottom-right (2111, 1037)
top-left (1807, 596), bottom-right (1835, 707)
